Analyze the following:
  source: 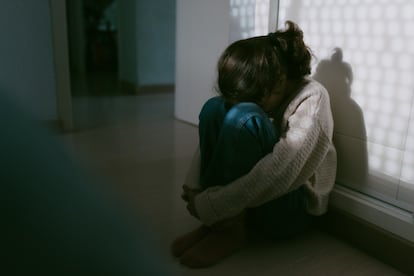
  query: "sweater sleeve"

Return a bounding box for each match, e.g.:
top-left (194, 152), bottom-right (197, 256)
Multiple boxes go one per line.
top-left (183, 146), bottom-right (202, 190)
top-left (194, 92), bottom-right (332, 226)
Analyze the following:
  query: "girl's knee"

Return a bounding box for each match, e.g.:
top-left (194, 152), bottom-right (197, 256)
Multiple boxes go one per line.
top-left (199, 97), bottom-right (225, 121)
top-left (223, 102), bottom-right (266, 126)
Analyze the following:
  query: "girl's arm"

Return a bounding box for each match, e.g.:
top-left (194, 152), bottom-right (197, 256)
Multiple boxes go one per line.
top-left (194, 92), bottom-right (334, 226)
top-left (182, 146), bottom-right (202, 191)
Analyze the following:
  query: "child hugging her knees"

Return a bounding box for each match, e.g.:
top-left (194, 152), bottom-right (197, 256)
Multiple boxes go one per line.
top-left (171, 21), bottom-right (337, 268)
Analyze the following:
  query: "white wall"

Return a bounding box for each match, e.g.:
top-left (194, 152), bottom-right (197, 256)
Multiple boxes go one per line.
top-left (278, 0), bottom-right (414, 210)
top-left (174, 0), bottom-right (230, 125)
top-left (118, 0), bottom-right (176, 87)
top-left (136, 0), bottom-right (176, 86)
top-left (0, 0), bottom-right (57, 121)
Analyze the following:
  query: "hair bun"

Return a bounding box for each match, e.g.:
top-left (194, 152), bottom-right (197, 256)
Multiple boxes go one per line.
top-left (274, 21), bottom-right (311, 79)
top-left (268, 32), bottom-right (288, 52)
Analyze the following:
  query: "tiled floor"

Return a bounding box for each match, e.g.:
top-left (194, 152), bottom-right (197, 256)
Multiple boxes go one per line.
top-left (59, 86), bottom-right (404, 275)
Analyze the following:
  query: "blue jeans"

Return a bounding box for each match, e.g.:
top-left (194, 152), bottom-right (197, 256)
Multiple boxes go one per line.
top-left (198, 97), bottom-right (311, 239)
top-left (199, 96), bottom-right (278, 188)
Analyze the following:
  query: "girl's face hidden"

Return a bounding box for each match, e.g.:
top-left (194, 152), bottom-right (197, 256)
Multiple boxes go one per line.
top-left (260, 92), bottom-right (284, 116)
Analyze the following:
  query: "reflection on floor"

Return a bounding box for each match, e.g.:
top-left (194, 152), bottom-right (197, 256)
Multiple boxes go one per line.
top-left (58, 86), bottom-right (404, 275)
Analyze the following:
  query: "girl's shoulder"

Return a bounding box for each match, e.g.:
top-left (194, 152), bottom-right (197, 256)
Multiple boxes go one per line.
top-left (301, 78), bottom-right (329, 98)
top-left (283, 79), bottom-right (331, 120)
top-left (289, 79), bottom-right (329, 107)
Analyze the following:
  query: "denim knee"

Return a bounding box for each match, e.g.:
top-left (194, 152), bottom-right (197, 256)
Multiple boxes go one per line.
top-left (199, 96), bottom-right (226, 122)
top-left (223, 102), bottom-right (269, 129)
top-left (222, 102), bottom-right (278, 149)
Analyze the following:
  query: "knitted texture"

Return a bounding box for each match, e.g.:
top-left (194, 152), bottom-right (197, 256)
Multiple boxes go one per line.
top-left (186, 80), bottom-right (337, 226)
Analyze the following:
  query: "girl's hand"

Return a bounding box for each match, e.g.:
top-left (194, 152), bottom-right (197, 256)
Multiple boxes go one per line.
top-left (182, 185), bottom-right (200, 218)
top-left (181, 185), bottom-right (200, 202)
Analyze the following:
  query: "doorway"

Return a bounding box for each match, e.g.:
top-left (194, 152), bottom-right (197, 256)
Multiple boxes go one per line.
top-left (66, 0), bottom-right (120, 97)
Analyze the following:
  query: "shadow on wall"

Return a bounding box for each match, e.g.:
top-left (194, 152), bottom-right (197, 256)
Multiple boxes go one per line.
top-left (313, 48), bottom-right (369, 188)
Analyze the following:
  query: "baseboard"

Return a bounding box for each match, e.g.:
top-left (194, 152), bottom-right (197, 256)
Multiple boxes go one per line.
top-left (315, 206), bottom-right (414, 275)
top-left (120, 81), bottom-right (174, 94)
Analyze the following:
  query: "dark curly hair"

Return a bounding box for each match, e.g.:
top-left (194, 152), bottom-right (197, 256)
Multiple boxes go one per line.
top-left (217, 21), bottom-right (312, 104)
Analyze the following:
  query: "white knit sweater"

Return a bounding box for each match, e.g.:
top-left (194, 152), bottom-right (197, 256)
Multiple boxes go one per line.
top-left (185, 79), bottom-right (337, 226)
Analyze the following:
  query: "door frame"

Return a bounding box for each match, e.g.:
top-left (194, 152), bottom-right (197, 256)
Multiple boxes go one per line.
top-left (49, 0), bottom-right (73, 131)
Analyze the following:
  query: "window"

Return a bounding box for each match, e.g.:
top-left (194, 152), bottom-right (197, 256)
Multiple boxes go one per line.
top-left (277, 0), bottom-right (414, 212)
top-left (229, 0), bottom-right (274, 42)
